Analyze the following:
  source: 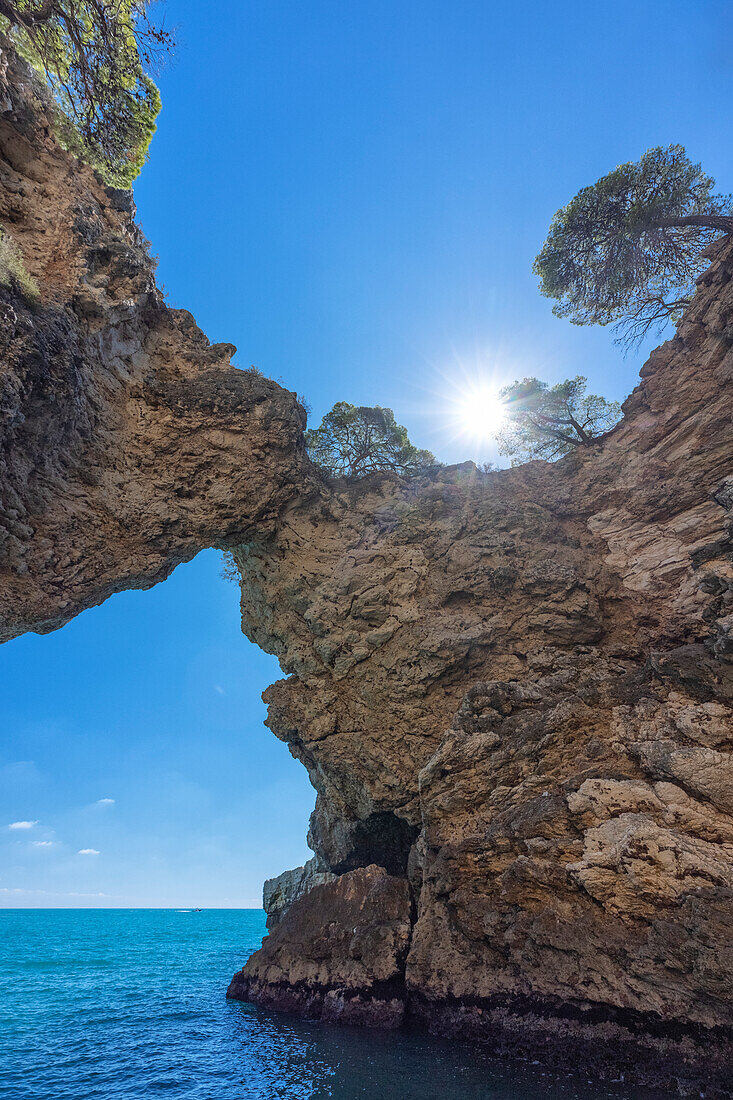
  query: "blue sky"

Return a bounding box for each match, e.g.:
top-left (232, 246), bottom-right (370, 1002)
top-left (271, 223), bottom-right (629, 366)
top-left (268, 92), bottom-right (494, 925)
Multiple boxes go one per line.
top-left (2, 0), bottom-right (732, 905)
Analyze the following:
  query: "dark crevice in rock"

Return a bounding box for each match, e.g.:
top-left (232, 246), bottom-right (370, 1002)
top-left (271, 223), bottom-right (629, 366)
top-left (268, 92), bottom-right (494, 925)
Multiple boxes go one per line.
top-left (326, 812), bottom-right (420, 877)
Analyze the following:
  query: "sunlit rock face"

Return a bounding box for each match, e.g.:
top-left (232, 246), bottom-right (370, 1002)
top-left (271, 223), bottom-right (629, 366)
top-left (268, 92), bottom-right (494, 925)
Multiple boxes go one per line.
top-left (0, 47), bottom-right (312, 642)
top-left (2, 37), bottom-right (732, 1098)
top-left (232, 241), bottom-right (733, 1092)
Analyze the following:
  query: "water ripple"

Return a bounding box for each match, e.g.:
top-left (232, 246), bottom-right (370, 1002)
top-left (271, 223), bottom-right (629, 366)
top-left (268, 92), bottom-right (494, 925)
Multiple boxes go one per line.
top-left (0, 910), bottom-right (668, 1100)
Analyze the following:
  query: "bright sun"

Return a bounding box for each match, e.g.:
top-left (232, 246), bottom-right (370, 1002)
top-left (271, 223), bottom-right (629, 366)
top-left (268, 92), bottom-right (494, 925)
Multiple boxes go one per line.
top-left (456, 384), bottom-right (506, 441)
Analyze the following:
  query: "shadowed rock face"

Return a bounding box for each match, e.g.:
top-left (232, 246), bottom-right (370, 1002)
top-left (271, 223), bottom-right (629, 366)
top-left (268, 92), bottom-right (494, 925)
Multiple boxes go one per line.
top-left (0, 47), bottom-right (313, 642)
top-left (262, 857), bottom-right (336, 930)
top-left (229, 865), bottom-right (413, 1028)
top-left (230, 239), bottom-right (733, 1091)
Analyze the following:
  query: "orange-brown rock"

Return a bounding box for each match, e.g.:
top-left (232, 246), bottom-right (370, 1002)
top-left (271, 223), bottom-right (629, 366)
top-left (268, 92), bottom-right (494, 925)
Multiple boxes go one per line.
top-left (0, 46), bottom-right (312, 642)
top-left (228, 865), bottom-right (412, 1027)
top-left (1, 38), bottom-right (732, 1097)
top-left (230, 241), bottom-right (733, 1092)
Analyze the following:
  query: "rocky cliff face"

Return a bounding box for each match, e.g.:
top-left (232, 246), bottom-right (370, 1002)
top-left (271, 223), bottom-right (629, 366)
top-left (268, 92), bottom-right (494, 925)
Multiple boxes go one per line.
top-left (2, 41), bottom-right (731, 1097)
top-left (228, 242), bottom-right (733, 1093)
top-left (0, 46), bottom-right (312, 642)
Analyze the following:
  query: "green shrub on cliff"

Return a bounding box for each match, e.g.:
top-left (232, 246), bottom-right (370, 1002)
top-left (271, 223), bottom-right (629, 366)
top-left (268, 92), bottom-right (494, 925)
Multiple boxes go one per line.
top-left (535, 145), bottom-right (733, 347)
top-left (0, 227), bottom-right (39, 301)
top-left (495, 376), bottom-right (621, 464)
top-left (220, 551), bottom-right (240, 584)
top-left (305, 402), bottom-right (436, 479)
top-left (0, 1), bottom-right (173, 187)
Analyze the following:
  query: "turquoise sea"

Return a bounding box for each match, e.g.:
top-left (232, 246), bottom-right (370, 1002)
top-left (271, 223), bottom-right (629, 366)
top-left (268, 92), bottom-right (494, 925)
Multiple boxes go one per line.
top-left (0, 909), bottom-right (668, 1100)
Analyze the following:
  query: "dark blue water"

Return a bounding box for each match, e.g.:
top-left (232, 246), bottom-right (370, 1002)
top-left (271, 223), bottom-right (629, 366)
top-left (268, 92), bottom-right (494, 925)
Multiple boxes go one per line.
top-left (0, 909), bottom-right (668, 1099)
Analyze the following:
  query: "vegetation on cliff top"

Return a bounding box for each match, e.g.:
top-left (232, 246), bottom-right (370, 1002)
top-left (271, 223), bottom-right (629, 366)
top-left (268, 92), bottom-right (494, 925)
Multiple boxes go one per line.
top-left (221, 402), bottom-right (437, 583)
top-left (535, 144), bottom-right (733, 348)
top-left (495, 376), bottom-right (621, 464)
top-left (0, 0), bottom-right (173, 187)
top-left (297, 146), bottom-right (729, 478)
top-left (304, 402), bottom-right (436, 479)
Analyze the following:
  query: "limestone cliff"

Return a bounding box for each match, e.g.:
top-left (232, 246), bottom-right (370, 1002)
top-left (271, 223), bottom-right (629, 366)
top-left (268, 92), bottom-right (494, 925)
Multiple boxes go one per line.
top-left (228, 241), bottom-right (733, 1093)
top-left (1, 39), bottom-right (732, 1098)
top-left (0, 45), bottom-right (312, 642)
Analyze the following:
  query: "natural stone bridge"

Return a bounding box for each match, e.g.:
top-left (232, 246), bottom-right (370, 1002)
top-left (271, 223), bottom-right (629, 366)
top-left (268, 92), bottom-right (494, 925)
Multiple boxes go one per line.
top-left (2, 48), bottom-right (731, 1096)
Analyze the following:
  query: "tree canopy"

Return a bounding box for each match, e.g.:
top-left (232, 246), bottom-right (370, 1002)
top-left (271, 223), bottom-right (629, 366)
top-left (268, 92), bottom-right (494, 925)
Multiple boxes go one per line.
top-left (0, 0), bottom-right (173, 187)
top-left (305, 402), bottom-right (436, 479)
top-left (534, 145), bottom-right (733, 348)
top-left (495, 376), bottom-right (621, 464)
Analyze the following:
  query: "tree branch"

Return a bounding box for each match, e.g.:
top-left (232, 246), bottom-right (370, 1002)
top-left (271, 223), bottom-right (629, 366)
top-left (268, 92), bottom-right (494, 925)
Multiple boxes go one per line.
top-left (0, 0), bottom-right (58, 28)
top-left (648, 214), bottom-right (733, 234)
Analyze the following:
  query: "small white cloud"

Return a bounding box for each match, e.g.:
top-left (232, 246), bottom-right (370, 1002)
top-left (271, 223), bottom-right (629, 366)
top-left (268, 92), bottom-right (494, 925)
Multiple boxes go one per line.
top-left (32, 840), bottom-right (54, 848)
top-left (214, 685), bottom-right (225, 695)
top-left (0, 887), bottom-right (116, 898)
top-left (78, 848), bottom-right (100, 856)
top-left (8, 820), bottom-right (38, 830)
top-left (95, 798), bottom-right (115, 806)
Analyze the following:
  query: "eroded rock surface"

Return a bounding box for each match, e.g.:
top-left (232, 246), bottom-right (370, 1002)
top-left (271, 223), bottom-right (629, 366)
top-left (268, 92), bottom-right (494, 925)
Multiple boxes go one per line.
top-left (228, 865), bottom-right (412, 1027)
top-left (0, 47), bottom-right (312, 642)
top-left (230, 240), bottom-right (733, 1092)
top-left (2, 38), bottom-right (732, 1097)
top-left (262, 857), bottom-right (336, 929)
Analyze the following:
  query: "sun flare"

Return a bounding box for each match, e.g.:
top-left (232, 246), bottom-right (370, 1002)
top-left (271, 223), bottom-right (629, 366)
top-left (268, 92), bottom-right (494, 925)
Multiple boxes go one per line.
top-left (455, 384), bottom-right (506, 442)
top-left (425, 352), bottom-right (517, 459)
